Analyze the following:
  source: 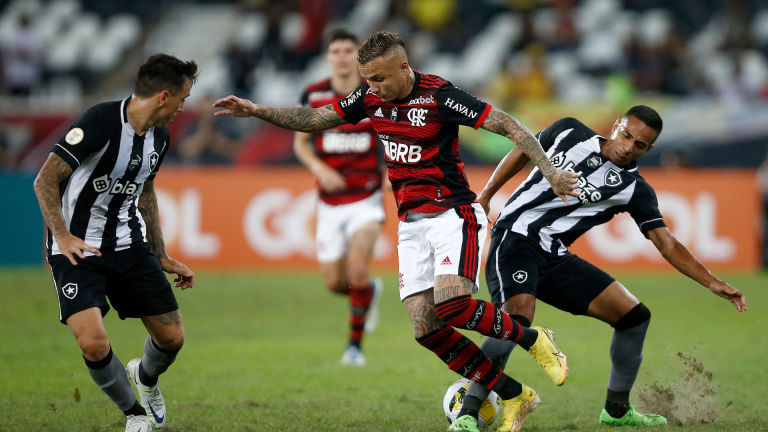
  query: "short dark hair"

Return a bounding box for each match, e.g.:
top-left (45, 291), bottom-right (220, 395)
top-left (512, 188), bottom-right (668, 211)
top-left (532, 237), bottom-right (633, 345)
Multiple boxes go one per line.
top-left (624, 105), bottom-right (663, 137)
top-left (134, 54), bottom-right (199, 98)
top-left (357, 31), bottom-right (406, 65)
top-left (325, 28), bottom-right (357, 50)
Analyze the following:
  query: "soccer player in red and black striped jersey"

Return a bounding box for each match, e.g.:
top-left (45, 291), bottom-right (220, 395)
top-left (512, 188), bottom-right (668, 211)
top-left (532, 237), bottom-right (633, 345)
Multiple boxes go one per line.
top-left (293, 29), bottom-right (386, 366)
top-left (214, 31), bottom-right (580, 432)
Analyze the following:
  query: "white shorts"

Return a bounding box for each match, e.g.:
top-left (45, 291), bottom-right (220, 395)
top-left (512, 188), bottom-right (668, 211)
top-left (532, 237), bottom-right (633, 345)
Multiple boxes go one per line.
top-left (315, 190), bottom-right (386, 263)
top-left (397, 203), bottom-right (488, 300)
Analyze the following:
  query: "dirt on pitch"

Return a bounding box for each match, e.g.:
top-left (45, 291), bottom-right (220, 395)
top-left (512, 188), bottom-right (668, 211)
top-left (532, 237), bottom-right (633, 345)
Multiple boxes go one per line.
top-left (636, 350), bottom-right (721, 426)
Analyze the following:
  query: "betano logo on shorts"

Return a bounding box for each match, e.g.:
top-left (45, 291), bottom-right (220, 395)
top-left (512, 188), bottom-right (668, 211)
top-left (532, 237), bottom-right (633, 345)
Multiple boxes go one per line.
top-left (382, 138), bottom-right (422, 163)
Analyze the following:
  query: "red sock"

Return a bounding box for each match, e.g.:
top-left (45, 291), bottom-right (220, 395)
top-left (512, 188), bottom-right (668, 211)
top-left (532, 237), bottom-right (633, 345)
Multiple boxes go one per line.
top-left (348, 284), bottom-right (374, 345)
top-left (435, 295), bottom-right (524, 342)
top-left (416, 326), bottom-right (503, 389)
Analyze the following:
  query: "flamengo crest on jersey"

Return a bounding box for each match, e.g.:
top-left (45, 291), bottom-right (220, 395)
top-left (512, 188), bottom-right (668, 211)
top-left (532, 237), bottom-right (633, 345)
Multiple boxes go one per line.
top-left (48, 97), bottom-right (170, 257)
top-left (331, 71), bottom-right (492, 220)
top-left (494, 117), bottom-right (666, 256)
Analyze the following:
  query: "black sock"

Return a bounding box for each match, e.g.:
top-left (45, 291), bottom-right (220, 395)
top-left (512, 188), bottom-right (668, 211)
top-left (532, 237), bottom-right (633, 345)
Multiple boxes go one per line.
top-left (348, 338), bottom-right (361, 349)
top-left (490, 374), bottom-right (523, 400)
top-left (516, 327), bottom-right (538, 350)
top-left (139, 363), bottom-right (158, 387)
top-left (123, 400), bottom-right (146, 417)
top-left (457, 395), bottom-right (483, 420)
top-left (605, 389), bottom-right (631, 418)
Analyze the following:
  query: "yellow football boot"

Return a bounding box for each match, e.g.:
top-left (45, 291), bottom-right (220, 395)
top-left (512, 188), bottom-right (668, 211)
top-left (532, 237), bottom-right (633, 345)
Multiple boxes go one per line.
top-left (496, 385), bottom-right (541, 432)
top-left (526, 326), bottom-right (568, 386)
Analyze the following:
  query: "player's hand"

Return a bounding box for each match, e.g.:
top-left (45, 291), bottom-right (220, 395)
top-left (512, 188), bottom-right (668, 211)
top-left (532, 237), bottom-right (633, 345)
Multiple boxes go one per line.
top-left (55, 233), bottom-right (101, 265)
top-left (709, 280), bottom-right (747, 312)
top-left (213, 95), bottom-right (256, 118)
top-left (478, 193), bottom-right (494, 224)
top-left (159, 256), bottom-right (195, 290)
top-left (316, 166), bottom-right (347, 193)
top-left (546, 169), bottom-right (580, 205)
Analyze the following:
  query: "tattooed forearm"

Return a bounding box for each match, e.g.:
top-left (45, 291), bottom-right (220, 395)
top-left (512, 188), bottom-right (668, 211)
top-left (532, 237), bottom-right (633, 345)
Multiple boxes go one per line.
top-left (404, 290), bottom-right (445, 338)
top-left (434, 275), bottom-right (475, 303)
top-left (256, 105), bottom-right (347, 133)
top-left (481, 107), bottom-right (556, 178)
top-left (138, 180), bottom-right (166, 258)
top-left (33, 153), bottom-right (74, 238)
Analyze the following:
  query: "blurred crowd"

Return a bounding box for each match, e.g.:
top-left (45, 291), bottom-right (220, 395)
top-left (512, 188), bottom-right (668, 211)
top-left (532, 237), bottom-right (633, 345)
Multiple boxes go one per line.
top-left (3, 0), bottom-right (768, 171)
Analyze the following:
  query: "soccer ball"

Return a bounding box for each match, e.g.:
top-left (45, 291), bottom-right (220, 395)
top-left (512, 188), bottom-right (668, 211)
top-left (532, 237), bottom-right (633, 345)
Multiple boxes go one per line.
top-left (443, 378), bottom-right (500, 428)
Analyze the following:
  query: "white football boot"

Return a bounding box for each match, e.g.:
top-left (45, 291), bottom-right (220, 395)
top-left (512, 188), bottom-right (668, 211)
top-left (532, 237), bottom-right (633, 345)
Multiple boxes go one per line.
top-left (125, 415), bottom-right (152, 432)
top-left (364, 276), bottom-right (383, 334)
top-left (340, 344), bottom-right (366, 366)
top-left (126, 358), bottom-right (166, 429)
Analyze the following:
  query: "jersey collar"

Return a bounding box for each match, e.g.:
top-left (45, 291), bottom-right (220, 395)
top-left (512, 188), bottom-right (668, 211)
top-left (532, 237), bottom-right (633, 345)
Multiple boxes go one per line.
top-left (391, 70), bottom-right (421, 105)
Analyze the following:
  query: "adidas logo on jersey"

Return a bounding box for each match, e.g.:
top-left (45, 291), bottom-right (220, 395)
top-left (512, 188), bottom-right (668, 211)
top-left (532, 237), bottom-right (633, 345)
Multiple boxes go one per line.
top-left (441, 256), bottom-right (452, 265)
top-left (374, 107), bottom-right (384, 117)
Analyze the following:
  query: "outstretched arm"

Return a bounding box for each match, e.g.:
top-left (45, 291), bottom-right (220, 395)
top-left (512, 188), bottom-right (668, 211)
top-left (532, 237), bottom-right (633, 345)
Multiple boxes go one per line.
top-left (138, 179), bottom-right (194, 289)
top-left (213, 95), bottom-right (348, 133)
top-left (481, 107), bottom-right (579, 204)
top-left (478, 146), bottom-right (530, 216)
top-left (648, 227), bottom-right (746, 311)
top-left (34, 153), bottom-right (101, 265)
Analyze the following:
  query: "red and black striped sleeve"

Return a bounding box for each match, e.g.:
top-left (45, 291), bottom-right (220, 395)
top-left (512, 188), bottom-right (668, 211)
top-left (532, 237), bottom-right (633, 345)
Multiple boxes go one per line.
top-left (436, 84), bottom-right (492, 129)
top-left (331, 83), bottom-right (369, 125)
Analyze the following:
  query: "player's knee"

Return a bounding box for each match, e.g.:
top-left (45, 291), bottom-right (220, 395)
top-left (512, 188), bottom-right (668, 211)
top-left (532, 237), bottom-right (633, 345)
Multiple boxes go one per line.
top-left (611, 302), bottom-right (651, 331)
top-left (155, 329), bottom-right (185, 351)
top-left (346, 265), bottom-right (369, 287)
top-left (77, 335), bottom-right (110, 361)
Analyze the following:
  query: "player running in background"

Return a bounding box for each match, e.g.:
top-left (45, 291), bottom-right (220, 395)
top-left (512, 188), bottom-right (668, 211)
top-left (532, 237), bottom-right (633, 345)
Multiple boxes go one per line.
top-left (457, 106), bottom-right (747, 431)
top-left (294, 29), bottom-right (385, 366)
top-left (214, 30), bottom-right (581, 431)
top-left (33, 54), bottom-right (197, 432)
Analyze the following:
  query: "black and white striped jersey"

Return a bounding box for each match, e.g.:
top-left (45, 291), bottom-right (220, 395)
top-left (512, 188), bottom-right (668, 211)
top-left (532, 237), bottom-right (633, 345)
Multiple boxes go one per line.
top-left (48, 97), bottom-right (170, 256)
top-left (494, 117), bottom-right (666, 256)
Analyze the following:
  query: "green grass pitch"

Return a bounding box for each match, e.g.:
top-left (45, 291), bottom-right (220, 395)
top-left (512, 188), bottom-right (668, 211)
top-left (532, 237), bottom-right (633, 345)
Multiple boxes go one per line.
top-left (0, 267), bottom-right (766, 431)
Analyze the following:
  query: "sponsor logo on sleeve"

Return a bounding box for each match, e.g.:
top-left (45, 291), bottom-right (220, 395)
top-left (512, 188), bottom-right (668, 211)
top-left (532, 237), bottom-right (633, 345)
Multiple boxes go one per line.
top-left (65, 128), bottom-right (84, 145)
top-left (338, 89), bottom-right (362, 108)
top-left (444, 98), bottom-right (478, 118)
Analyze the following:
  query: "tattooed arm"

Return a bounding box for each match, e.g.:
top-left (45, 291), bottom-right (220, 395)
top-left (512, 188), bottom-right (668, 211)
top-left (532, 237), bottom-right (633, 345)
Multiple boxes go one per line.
top-left (213, 95), bottom-right (347, 132)
top-left (481, 107), bottom-right (580, 204)
top-left (138, 180), bottom-right (195, 289)
top-left (34, 153), bottom-right (101, 265)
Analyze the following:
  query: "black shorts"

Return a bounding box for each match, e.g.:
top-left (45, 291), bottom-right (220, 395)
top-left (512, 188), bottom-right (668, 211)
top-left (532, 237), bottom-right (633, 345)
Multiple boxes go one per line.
top-left (47, 243), bottom-right (178, 324)
top-left (485, 230), bottom-right (615, 316)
